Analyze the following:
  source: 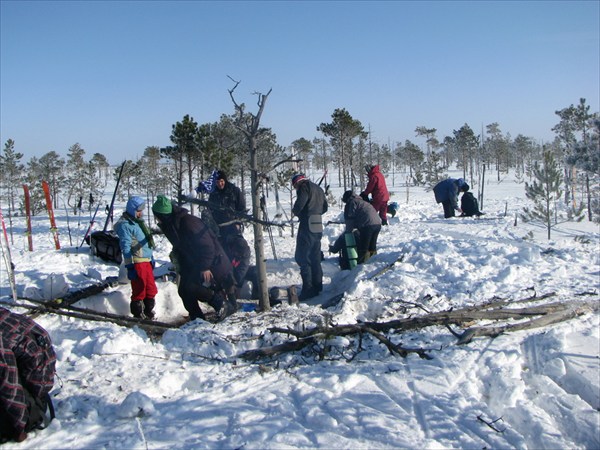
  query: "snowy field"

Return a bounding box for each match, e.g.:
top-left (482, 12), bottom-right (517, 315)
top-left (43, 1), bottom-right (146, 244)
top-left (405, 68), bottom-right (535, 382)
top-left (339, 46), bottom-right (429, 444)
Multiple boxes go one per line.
top-left (1, 171), bottom-right (599, 449)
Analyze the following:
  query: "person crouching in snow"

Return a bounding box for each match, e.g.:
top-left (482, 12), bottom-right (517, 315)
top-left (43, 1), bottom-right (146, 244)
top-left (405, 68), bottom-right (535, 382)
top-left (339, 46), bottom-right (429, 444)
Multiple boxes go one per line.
top-left (341, 190), bottom-right (381, 264)
top-left (460, 188), bottom-right (484, 217)
top-left (433, 178), bottom-right (469, 218)
top-left (114, 196), bottom-right (158, 319)
top-left (152, 195), bottom-right (238, 321)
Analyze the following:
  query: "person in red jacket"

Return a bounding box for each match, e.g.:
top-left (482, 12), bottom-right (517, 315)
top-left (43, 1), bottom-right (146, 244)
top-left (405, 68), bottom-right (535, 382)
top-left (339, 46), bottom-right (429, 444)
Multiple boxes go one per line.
top-left (360, 165), bottom-right (390, 225)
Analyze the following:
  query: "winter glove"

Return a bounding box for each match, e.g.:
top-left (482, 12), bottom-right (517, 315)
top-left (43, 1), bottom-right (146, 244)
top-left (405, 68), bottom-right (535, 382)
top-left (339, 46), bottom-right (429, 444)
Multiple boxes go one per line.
top-left (126, 264), bottom-right (138, 280)
top-left (150, 257), bottom-right (156, 269)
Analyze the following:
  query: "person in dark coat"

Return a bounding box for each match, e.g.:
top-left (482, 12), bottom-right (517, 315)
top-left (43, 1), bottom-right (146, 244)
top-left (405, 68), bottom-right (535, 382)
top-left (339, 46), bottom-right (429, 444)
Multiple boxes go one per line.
top-left (361, 164), bottom-right (390, 225)
top-left (291, 173), bottom-right (328, 300)
top-left (208, 170), bottom-right (247, 237)
top-left (1, 307), bottom-right (56, 443)
top-left (339, 190), bottom-right (382, 263)
top-left (152, 195), bottom-right (237, 321)
top-left (207, 170), bottom-right (252, 292)
top-left (433, 178), bottom-right (469, 218)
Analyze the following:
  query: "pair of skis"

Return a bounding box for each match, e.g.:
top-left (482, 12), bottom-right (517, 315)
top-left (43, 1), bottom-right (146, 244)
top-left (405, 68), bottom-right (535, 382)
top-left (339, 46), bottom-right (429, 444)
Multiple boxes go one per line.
top-left (21, 181), bottom-right (61, 251)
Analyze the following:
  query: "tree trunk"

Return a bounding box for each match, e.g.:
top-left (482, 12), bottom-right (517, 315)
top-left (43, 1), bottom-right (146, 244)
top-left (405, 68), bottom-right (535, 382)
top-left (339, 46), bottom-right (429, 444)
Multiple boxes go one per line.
top-left (249, 141), bottom-right (270, 311)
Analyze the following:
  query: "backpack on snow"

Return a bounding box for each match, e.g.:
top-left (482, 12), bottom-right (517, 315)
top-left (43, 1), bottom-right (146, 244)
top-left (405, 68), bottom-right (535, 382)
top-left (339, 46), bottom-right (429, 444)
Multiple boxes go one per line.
top-left (460, 192), bottom-right (482, 217)
top-left (89, 230), bottom-right (122, 264)
top-left (0, 309), bottom-right (56, 442)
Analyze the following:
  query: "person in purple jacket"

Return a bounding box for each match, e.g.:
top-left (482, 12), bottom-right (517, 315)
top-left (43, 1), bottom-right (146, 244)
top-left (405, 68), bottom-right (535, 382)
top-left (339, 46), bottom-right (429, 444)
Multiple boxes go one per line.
top-left (433, 178), bottom-right (470, 218)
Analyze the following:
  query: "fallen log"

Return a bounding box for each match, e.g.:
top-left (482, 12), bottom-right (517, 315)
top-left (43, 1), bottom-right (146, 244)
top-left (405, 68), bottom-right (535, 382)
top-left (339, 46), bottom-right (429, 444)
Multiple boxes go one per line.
top-left (238, 296), bottom-right (599, 361)
top-left (26, 276), bottom-right (120, 318)
top-left (1, 299), bottom-right (183, 335)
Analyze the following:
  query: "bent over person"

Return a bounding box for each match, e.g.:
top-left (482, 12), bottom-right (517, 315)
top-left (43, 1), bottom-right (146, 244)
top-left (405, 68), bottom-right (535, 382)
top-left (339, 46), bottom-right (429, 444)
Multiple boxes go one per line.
top-left (1, 307), bottom-right (56, 443)
top-left (114, 196), bottom-right (158, 319)
top-left (152, 195), bottom-right (238, 321)
top-left (291, 173), bottom-right (328, 300)
top-left (341, 190), bottom-right (381, 263)
top-left (433, 178), bottom-right (469, 218)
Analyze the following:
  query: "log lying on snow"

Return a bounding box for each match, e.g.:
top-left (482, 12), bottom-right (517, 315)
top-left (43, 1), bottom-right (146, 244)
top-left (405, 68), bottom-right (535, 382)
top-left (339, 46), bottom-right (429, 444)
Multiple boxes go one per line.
top-left (2, 298), bottom-right (180, 335)
top-left (26, 276), bottom-right (120, 319)
top-left (238, 295), bottom-right (599, 361)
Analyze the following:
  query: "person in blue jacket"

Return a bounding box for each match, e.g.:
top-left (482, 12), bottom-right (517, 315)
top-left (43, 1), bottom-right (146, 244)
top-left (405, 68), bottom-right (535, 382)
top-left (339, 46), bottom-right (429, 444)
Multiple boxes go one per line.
top-left (114, 196), bottom-right (158, 319)
top-left (433, 178), bottom-right (469, 218)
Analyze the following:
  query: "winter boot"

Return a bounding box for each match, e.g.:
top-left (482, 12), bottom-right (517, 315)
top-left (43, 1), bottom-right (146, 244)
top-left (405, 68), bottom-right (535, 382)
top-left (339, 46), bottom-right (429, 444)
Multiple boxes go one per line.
top-left (226, 291), bottom-right (238, 314)
top-left (130, 300), bottom-right (145, 319)
top-left (143, 298), bottom-right (156, 320)
top-left (209, 290), bottom-right (225, 317)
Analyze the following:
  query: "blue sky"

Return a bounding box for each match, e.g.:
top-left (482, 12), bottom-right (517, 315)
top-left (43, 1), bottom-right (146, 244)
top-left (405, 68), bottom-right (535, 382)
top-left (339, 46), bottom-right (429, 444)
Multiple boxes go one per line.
top-left (1, 1), bottom-right (598, 165)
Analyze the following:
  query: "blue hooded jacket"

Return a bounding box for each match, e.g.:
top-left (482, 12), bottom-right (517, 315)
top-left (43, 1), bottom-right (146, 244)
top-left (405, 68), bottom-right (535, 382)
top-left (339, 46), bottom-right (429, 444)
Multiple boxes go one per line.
top-left (433, 178), bottom-right (467, 209)
top-left (115, 196), bottom-right (153, 265)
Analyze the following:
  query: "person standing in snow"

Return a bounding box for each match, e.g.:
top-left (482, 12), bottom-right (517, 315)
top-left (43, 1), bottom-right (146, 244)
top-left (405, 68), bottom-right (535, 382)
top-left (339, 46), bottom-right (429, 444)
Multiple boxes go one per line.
top-left (152, 195), bottom-right (237, 321)
top-left (207, 170), bottom-right (247, 237)
top-left (360, 164), bottom-right (390, 225)
top-left (206, 170), bottom-right (252, 294)
top-left (334, 190), bottom-right (382, 264)
top-left (291, 173), bottom-right (328, 300)
top-left (433, 178), bottom-right (469, 218)
top-left (114, 196), bottom-right (158, 319)
top-left (0, 307), bottom-right (56, 443)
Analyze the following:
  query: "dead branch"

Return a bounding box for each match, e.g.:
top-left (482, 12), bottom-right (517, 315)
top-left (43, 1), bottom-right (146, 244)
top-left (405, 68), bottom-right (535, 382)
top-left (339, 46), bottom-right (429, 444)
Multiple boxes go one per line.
top-left (361, 326), bottom-right (432, 360)
top-left (477, 414), bottom-right (506, 433)
top-left (238, 337), bottom-right (317, 362)
top-left (2, 299), bottom-right (179, 335)
top-left (237, 298), bottom-right (598, 362)
top-left (456, 302), bottom-right (597, 344)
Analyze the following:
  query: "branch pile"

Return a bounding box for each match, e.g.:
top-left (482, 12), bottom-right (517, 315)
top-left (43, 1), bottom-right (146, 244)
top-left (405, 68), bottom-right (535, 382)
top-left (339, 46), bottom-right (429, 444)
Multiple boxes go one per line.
top-left (238, 292), bottom-right (599, 361)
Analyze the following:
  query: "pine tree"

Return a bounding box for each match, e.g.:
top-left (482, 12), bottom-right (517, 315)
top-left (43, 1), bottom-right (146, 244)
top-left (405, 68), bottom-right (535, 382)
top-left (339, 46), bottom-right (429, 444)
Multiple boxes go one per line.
top-left (521, 150), bottom-right (564, 239)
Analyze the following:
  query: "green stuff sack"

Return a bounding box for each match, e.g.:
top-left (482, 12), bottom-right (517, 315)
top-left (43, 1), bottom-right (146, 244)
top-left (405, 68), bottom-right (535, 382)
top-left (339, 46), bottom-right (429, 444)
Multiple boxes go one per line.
top-left (344, 232), bottom-right (358, 269)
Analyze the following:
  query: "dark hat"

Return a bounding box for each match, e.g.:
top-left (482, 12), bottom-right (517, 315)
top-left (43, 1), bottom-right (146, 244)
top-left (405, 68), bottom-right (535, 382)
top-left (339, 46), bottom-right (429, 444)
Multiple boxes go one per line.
top-left (342, 190), bottom-right (354, 203)
top-left (291, 173), bottom-right (306, 187)
top-left (216, 170), bottom-right (227, 181)
top-left (152, 195), bottom-right (173, 215)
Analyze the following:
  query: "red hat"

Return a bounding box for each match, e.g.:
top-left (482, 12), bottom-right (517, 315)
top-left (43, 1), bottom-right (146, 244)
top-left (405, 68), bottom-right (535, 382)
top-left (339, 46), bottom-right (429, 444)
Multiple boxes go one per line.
top-left (291, 173), bottom-right (306, 187)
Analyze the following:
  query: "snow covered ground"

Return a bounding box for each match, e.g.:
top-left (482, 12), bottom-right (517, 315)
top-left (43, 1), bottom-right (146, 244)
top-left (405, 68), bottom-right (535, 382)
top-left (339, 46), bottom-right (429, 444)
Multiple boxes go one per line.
top-left (1, 172), bottom-right (599, 449)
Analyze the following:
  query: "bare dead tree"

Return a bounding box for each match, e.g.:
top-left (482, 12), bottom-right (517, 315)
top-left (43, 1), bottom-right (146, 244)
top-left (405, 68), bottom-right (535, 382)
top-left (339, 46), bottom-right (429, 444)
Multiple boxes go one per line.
top-left (228, 77), bottom-right (273, 311)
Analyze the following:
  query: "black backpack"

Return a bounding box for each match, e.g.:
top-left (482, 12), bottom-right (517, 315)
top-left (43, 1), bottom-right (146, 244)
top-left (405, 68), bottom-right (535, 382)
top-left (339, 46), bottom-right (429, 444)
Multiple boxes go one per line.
top-left (461, 192), bottom-right (482, 217)
top-left (90, 230), bottom-right (122, 264)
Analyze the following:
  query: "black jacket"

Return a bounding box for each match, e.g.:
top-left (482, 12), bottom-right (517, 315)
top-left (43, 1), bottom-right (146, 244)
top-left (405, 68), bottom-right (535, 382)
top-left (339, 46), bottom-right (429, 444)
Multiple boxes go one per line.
top-left (155, 205), bottom-right (233, 284)
top-left (208, 182), bottom-right (246, 226)
top-left (344, 193), bottom-right (381, 231)
top-left (292, 180), bottom-right (328, 232)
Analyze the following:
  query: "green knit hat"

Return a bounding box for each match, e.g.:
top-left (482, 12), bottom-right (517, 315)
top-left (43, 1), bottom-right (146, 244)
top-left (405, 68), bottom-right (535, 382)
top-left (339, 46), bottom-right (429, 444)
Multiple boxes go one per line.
top-left (152, 195), bottom-right (173, 215)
